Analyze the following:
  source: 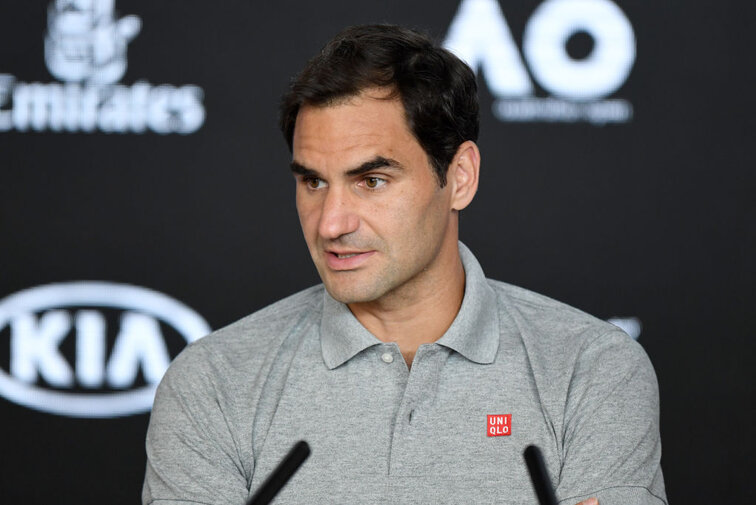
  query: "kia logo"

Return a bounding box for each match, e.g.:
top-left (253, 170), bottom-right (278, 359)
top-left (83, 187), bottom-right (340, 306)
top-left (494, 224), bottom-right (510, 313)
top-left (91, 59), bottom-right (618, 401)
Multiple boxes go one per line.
top-left (0, 282), bottom-right (211, 417)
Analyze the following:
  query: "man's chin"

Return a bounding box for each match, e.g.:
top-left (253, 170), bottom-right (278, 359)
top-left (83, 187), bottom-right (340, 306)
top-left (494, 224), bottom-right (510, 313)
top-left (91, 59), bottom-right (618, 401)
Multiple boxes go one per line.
top-left (322, 278), bottom-right (383, 305)
top-left (323, 286), bottom-right (374, 305)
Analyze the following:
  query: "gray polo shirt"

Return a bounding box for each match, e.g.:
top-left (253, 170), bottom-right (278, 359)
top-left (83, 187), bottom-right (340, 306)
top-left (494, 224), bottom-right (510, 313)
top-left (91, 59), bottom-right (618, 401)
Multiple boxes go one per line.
top-left (143, 243), bottom-right (667, 505)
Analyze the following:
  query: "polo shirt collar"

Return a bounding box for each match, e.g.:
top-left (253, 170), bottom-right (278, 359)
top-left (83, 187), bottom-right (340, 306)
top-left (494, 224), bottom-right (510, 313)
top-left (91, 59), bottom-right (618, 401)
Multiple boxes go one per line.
top-left (320, 242), bottom-right (500, 369)
top-left (435, 242), bottom-right (500, 364)
top-left (321, 293), bottom-right (382, 369)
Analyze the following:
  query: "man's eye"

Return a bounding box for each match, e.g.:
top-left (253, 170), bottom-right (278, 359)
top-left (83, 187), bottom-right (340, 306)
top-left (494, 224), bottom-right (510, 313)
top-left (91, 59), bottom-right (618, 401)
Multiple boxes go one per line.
top-left (363, 177), bottom-right (386, 189)
top-left (304, 177), bottom-right (325, 189)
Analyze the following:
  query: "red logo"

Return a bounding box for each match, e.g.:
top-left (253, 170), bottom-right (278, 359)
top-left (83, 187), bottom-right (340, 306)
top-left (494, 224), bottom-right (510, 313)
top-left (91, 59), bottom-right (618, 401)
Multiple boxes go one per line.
top-left (487, 414), bottom-right (512, 437)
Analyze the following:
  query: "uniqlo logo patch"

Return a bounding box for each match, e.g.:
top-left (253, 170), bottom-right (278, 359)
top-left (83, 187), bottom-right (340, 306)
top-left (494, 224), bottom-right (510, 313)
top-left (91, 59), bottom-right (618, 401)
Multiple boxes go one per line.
top-left (487, 414), bottom-right (512, 437)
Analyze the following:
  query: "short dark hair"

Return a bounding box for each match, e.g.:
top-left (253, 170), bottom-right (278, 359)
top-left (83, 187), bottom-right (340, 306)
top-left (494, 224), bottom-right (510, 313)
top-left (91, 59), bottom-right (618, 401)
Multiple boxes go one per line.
top-left (279, 24), bottom-right (479, 187)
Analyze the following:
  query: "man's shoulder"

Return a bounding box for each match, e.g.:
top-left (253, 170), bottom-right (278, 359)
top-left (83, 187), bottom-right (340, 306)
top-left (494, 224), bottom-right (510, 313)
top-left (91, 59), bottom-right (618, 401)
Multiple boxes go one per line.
top-left (224, 284), bottom-right (324, 334)
top-left (486, 278), bottom-right (649, 371)
top-left (172, 284), bottom-right (324, 371)
top-left (487, 278), bottom-right (613, 337)
top-left (485, 279), bottom-right (660, 437)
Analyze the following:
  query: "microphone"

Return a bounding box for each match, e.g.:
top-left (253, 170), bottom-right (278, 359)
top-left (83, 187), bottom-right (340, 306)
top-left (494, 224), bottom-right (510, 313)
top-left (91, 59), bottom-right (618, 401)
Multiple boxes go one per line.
top-left (247, 440), bottom-right (311, 505)
top-left (523, 445), bottom-right (558, 505)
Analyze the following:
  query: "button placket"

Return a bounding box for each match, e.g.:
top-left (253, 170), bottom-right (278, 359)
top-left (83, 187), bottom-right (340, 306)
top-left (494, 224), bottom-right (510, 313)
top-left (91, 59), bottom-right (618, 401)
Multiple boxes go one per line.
top-left (388, 344), bottom-right (446, 475)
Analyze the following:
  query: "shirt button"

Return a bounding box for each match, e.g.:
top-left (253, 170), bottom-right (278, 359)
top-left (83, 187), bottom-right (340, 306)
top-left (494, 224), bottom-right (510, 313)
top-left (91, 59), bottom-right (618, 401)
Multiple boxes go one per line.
top-left (381, 352), bottom-right (394, 363)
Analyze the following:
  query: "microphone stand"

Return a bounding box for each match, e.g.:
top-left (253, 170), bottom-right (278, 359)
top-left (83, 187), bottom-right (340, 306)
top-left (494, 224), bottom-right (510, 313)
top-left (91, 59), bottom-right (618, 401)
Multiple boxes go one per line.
top-left (246, 440), bottom-right (310, 505)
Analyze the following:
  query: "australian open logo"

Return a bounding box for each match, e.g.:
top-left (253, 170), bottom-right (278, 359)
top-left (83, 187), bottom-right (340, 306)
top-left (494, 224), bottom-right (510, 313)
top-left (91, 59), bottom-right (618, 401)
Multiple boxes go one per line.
top-left (444, 0), bottom-right (636, 124)
top-left (0, 282), bottom-right (211, 417)
top-left (0, 0), bottom-right (205, 134)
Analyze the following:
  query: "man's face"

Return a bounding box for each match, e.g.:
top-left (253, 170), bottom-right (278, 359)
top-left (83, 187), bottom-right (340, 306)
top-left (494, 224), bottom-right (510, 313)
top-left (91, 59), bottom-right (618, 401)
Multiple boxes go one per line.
top-left (291, 89), bottom-right (457, 305)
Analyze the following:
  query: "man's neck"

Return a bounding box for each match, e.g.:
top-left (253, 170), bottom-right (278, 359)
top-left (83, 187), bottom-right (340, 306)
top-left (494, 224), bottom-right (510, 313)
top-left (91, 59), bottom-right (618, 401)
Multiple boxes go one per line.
top-left (347, 247), bottom-right (466, 368)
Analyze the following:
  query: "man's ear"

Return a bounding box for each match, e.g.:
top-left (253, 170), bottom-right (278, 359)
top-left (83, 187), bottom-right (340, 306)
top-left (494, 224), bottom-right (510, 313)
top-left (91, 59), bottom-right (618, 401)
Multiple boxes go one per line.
top-left (448, 140), bottom-right (480, 211)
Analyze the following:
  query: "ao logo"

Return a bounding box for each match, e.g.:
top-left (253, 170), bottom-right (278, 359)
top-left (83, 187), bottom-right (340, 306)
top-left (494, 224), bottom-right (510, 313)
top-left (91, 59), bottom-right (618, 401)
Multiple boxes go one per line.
top-left (444, 0), bottom-right (636, 123)
top-left (45, 0), bottom-right (142, 85)
top-left (0, 282), bottom-right (211, 418)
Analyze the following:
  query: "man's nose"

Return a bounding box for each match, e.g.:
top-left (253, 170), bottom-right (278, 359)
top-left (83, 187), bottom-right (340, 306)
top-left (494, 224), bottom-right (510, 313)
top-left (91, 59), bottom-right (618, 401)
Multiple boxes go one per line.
top-left (318, 186), bottom-right (359, 240)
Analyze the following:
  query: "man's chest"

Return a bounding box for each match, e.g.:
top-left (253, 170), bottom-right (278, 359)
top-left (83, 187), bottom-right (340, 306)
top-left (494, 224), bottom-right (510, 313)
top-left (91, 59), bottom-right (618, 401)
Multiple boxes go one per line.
top-left (247, 342), bottom-right (561, 503)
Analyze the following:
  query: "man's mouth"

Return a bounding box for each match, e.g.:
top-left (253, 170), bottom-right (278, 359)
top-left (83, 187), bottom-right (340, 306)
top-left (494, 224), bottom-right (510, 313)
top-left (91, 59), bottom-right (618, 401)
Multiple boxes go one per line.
top-left (335, 253), bottom-right (360, 259)
top-left (324, 250), bottom-right (376, 270)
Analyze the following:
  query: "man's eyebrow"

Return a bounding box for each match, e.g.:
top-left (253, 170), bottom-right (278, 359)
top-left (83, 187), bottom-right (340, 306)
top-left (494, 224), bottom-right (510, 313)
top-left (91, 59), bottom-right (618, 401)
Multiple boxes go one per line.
top-left (290, 161), bottom-right (317, 177)
top-left (290, 157), bottom-right (404, 178)
top-left (345, 156), bottom-right (404, 176)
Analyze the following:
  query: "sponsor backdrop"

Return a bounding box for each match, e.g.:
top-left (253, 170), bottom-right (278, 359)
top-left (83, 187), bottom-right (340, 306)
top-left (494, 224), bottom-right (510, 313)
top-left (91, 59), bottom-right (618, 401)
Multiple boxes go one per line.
top-left (0, 0), bottom-right (752, 503)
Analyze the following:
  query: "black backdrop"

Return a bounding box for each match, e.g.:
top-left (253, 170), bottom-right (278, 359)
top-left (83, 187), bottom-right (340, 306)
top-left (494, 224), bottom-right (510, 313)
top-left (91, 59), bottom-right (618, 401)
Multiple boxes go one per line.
top-left (1, 1), bottom-right (753, 503)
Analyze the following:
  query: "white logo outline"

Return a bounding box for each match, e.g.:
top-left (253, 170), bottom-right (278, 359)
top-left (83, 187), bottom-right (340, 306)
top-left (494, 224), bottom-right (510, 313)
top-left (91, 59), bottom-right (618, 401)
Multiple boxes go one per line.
top-left (0, 282), bottom-right (211, 418)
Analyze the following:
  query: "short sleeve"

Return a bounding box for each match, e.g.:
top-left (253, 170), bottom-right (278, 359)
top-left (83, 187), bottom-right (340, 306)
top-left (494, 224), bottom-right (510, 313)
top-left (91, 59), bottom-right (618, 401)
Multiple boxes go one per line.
top-left (142, 344), bottom-right (253, 505)
top-left (556, 331), bottom-right (667, 505)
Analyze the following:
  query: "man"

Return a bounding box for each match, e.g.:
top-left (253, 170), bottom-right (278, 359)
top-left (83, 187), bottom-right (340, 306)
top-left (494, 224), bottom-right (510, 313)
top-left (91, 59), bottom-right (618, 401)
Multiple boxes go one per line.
top-left (143, 25), bottom-right (666, 505)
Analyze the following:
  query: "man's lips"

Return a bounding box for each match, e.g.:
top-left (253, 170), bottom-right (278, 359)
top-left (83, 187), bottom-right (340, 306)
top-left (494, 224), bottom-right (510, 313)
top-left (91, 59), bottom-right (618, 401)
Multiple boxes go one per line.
top-left (324, 250), bottom-right (376, 270)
